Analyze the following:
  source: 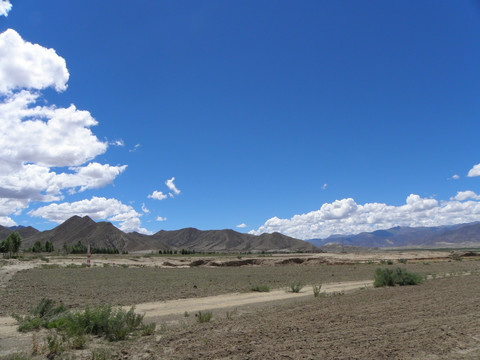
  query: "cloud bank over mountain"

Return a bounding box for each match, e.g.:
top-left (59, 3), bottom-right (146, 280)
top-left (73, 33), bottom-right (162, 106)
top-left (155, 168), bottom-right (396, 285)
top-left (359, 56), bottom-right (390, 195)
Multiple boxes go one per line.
top-left (251, 193), bottom-right (480, 240)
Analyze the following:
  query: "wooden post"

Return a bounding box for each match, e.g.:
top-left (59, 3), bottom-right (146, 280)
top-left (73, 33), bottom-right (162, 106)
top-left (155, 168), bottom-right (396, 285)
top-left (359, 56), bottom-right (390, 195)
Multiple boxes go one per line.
top-left (87, 244), bottom-right (91, 267)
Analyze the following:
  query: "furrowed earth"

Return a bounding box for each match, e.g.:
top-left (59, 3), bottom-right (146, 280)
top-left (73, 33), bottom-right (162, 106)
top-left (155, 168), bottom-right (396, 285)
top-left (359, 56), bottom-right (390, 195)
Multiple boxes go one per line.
top-left (1, 251), bottom-right (479, 359)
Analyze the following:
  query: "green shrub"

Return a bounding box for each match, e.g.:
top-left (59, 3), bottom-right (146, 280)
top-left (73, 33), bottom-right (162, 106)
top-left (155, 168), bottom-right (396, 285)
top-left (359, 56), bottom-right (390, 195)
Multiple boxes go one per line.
top-left (251, 284), bottom-right (270, 292)
top-left (374, 268), bottom-right (423, 287)
top-left (312, 284), bottom-right (322, 297)
top-left (141, 322), bottom-right (156, 336)
top-left (289, 281), bottom-right (304, 293)
top-left (14, 299), bottom-right (145, 342)
top-left (196, 311), bottom-right (212, 323)
top-left (398, 258), bottom-right (408, 264)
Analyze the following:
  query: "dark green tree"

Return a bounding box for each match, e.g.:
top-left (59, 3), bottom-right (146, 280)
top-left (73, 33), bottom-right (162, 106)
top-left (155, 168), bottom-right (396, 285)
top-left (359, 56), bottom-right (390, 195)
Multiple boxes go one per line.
top-left (45, 240), bottom-right (54, 253)
top-left (33, 240), bottom-right (44, 253)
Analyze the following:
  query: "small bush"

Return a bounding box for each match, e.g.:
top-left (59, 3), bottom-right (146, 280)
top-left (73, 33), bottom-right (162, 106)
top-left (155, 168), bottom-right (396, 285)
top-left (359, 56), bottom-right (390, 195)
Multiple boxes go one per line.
top-left (141, 322), bottom-right (156, 336)
top-left (196, 311), bottom-right (212, 323)
top-left (398, 258), bottom-right (408, 264)
top-left (374, 268), bottom-right (423, 287)
top-left (184, 311), bottom-right (190, 317)
top-left (289, 281), bottom-right (304, 293)
top-left (91, 348), bottom-right (112, 360)
top-left (312, 284), bottom-right (322, 297)
top-left (14, 299), bottom-right (145, 342)
top-left (251, 284), bottom-right (270, 292)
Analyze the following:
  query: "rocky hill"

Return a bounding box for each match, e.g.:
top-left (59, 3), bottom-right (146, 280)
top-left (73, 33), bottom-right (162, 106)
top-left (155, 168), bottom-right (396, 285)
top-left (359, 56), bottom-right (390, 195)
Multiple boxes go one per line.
top-left (16, 216), bottom-right (317, 253)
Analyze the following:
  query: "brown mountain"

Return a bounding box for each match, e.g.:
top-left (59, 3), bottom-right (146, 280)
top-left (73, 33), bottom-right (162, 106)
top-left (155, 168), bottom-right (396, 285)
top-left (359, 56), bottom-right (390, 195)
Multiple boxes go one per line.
top-left (0, 225), bottom-right (39, 241)
top-left (150, 228), bottom-right (317, 252)
top-left (23, 216), bottom-right (151, 251)
top-left (21, 216), bottom-right (317, 252)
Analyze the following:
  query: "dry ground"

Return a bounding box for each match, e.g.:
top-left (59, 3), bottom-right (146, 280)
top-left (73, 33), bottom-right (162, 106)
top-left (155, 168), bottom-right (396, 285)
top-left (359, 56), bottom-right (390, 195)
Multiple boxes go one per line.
top-left (1, 252), bottom-right (480, 359)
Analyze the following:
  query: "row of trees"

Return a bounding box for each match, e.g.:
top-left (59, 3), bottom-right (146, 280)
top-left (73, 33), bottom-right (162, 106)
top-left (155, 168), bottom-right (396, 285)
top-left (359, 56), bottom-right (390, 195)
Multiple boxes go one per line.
top-left (62, 241), bottom-right (126, 254)
top-left (0, 232), bottom-right (22, 257)
top-left (27, 240), bottom-right (54, 253)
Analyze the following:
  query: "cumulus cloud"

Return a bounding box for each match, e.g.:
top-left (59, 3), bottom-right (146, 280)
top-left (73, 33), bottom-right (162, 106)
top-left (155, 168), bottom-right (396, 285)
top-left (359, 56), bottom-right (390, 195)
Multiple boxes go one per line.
top-left (156, 216), bottom-right (167, 222)
top-left (451, 190), bottom-right (480, 201)
top-left (0, 0), bottom-right (12, 17)
top-left (467, 164), bottom-right (480, 177)
top-left (166, 177), bottom-right (180, 195)
top-left (0, 29), bottom-right (69, 93)
top-left (0, 30), bottom-right (127, 227)
top-left (250, 194), bottom-right (480, 240)
top-left (148, 190), bottom-right (167, 201)
top-left (236, 223), bottom-right (247, 228)
top-left (29, 197), bottom-right (150, 234)
top-left (451, 174), bottom-right (460, 180)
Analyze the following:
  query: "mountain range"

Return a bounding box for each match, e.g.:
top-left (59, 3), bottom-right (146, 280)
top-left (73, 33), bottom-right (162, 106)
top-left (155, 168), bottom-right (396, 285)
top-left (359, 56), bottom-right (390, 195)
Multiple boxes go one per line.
top-left (2, 217), bottom-right (480, 252)
top-left (307, 221), bottom-right (480, 248)
top-left (0, 216), bottom-right (317, 253)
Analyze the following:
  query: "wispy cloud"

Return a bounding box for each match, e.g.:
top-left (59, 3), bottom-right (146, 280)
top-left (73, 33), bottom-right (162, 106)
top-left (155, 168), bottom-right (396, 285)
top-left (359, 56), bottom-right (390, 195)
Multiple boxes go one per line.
top-left (129, 144), bottom-right (141, 152)
top-left (156, 216), bottom-right (167, 222)
top-left (166, 177), bottom-right (181, 195)
top-left (141, 203), bottom-right (150, 214)
top-left (321, 183), bottom-right (327, 190)
top-left (236, 223), bottom-right (247, 228)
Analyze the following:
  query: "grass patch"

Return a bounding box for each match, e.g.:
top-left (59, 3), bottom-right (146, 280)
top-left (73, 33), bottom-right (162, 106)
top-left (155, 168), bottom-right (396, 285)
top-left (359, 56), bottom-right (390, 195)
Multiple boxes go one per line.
top-left (289, 281), bottom-right (304, 293)
top-left (374, 268), bottom-right (423, 287)
top-left (251, 284), bottom-right (270, 292)
top-left (196, 311), bottom-right (212, 323)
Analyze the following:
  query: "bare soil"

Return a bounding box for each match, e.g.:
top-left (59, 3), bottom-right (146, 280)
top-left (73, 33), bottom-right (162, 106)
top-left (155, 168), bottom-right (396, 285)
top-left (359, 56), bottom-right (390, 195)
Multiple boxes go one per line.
top-left (1, 253), bottom-right (479, 359)
top-left (1, 258), bottom-right (479, 316)
top-left (125, 274), bottom-right (480, 359)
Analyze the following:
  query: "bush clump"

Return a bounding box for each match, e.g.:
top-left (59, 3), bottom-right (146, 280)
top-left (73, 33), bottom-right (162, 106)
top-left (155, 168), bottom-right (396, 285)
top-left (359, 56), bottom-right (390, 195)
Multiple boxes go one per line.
top-left (13, 298), bottom-right (145, 341)
top-left (251, 284), bottom-right (270, 292)
top-left (374, 268), bottom-right (423, 287)
top-left (289, 281), bottom-right (304, 293)
top-left (196, 311), bottom-right (212, 323)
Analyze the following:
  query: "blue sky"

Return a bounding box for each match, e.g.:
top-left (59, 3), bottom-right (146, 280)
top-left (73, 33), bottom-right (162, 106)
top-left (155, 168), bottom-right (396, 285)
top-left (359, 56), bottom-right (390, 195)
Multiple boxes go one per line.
top-left (1, 0), bottom-right (480, 239)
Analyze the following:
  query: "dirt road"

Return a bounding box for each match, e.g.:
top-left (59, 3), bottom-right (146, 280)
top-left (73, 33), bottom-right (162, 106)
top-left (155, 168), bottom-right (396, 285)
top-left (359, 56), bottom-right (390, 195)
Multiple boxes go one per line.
top-left (131, 280), bottom-right (373, 321)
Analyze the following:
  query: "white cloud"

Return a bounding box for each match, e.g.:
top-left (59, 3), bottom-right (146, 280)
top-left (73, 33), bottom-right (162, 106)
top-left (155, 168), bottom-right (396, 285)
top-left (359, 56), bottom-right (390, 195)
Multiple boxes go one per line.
top-left (29, 197), bottom-right (150, 234)
top-left (166, 177), bottom-right (180, 195)
top-left (148, 190), bottom-right (167, 201)
top-left (451, 174), bottom-right (460, 180)
top-left (0, 91), bottom-right (107, 170)
top-left (321, 183), bottom-right (327, 190)
top-left (467, 164), bottom-right (480, 177)
top-left (141, 203), bottom-right (150, 214)
top-left (129, 143), bottom-right (140, 152)
top-left (0, 216), bottom-right (16, 227)
top-left (0, 30), bottom-right (127, 226)
top-left (0, 29), bottom-right (69, 93)
top-left (250, 193), bottom-right (480, 240)
top-left (451, 190), bottom-right (480, 201)
top-left (110, 139), bottom-right (124, 147)
top-left (156, 216), bottom-right (167, 222)
top-left (236, 223), bottom-right (247, 228)
top-left (0, 1), bottom-right (12, 17)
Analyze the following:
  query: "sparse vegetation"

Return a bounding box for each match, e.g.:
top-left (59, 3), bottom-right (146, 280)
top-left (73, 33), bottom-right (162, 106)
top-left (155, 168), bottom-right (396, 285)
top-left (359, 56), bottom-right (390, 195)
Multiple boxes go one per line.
top-left (196, 311), bottom-right (213, 323)
top-left (313, 284), bottom-right (322, 297)
top-left (289, 281), bottom-right (304, 293)
top-left (398, 258), bottom-right (408, 264)
top-left (13, 298), bottom-right (147, 343)
top-left (374, 268), bottom-right (423, 287)
top-left (251, 284), bottom-right (270, 292)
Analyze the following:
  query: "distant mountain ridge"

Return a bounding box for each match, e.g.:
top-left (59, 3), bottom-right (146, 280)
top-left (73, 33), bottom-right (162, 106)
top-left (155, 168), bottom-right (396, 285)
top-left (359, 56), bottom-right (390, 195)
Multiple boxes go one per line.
top-left (307, 221), bottom-right (480, 248)
top-left (11, 216), bottom-right (317, 253)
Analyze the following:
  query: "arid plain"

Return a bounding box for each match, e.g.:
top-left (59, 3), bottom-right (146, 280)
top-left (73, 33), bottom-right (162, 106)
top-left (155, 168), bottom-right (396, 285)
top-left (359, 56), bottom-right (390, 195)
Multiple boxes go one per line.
top-left (1, 250), bottom-right (479, 359)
